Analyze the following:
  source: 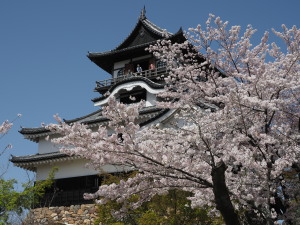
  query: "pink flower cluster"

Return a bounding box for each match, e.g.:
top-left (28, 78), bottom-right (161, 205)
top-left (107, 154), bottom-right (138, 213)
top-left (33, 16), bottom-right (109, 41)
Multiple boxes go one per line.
top-left (0, 121), bottom-right (12, 135)
top-left (48, 15), bottom-right (300, 223)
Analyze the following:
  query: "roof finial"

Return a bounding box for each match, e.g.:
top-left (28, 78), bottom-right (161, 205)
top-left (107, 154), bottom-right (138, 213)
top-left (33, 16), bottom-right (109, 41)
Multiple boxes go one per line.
top-left (140, 6), bottom-right (146, 20)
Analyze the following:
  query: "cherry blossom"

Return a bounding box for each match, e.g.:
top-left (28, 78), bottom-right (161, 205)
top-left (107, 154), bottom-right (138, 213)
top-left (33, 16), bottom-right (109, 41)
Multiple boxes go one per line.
top-left (0, 121), bottom-right (12, 136)
top-left (48, 15), bottom-right (300, 225)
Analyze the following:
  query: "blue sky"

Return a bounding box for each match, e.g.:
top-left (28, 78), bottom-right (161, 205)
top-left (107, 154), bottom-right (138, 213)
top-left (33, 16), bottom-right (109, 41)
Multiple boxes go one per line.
top-left (0, 0), bottom-right (299, 184)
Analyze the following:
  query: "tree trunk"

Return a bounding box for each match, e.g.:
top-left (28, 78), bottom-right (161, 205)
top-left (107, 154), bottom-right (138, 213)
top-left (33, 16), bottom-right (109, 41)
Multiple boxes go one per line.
top-left (211, 161), bottom-right (241, 225)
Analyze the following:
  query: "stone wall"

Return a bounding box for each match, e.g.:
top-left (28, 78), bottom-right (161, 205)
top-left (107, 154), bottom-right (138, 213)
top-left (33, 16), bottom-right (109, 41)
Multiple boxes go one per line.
top-left (25, 204), bottom-right (97, 225)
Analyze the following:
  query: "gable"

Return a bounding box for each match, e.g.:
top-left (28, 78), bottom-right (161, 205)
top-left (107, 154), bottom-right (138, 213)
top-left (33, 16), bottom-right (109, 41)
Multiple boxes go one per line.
top-left (115, 19), bottom-right (165, 51)
top-left (127, 25), bottom-right (161, 48)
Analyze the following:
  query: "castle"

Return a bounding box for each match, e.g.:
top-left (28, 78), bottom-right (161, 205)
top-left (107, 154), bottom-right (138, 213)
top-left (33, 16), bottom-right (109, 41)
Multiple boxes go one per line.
top-left (11, 8), bottom-right (185, 209)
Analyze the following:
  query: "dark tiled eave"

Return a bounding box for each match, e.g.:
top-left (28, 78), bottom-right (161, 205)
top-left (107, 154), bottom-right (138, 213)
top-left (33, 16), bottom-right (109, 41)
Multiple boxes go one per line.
top-left (19, 127), bottom-right (51, 135)
top-left (12, 108), bottom-right (170, 165)
top-left (19, 106), bottom-right (165, 137)
top-left (10, 152), bottom-right (68, 163)
top-left (10, 152), bottom-right (81, 171)
top-left (140, 108), bottom-right (170, 126)
top-left (114, 15), bottom-right (172, 51)
top-left (63, 108), bottom-right (103, 124)
top-left (66, 106), bottom-right (163, 124)
top-left (88, 30), bottom-right (184, 59)
top-left (88, 41), bottom-right (154, 58)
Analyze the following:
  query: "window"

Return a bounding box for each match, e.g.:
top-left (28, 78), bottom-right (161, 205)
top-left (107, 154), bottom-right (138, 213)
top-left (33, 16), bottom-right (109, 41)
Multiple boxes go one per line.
top-left (119, 89), bottom-right (147, 104)
top-left (156, 60), bottom-right (166, 68)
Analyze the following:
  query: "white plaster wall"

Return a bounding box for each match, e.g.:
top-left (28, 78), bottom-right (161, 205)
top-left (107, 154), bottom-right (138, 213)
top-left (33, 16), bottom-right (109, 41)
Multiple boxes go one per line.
top-left (36, 158), bottom-right (131, 180)
top-left (146, 92), bottom-right (156, 107)
top-left (38, 136), bottom-right (60, 154)
top-left (113, 59), bottom-right (130, 78)
top-left (114, 59), bottom-right (130, 70)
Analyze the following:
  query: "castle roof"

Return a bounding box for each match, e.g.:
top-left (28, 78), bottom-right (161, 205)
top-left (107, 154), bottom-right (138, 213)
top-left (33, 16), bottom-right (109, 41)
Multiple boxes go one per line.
top-left (12, 107), bottom-right (173, 171)
top-left (18, 105), bottom-right (168, 142)
top-left (87, 8), bottom-right (185, 74)
top-left (10, 152), bottom-right (80, 172)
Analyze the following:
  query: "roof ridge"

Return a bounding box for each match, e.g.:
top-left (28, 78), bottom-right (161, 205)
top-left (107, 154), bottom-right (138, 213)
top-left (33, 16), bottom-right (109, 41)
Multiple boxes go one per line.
top-left (114, 12), bottom-right (170, 51)
top-left (142, 19), bottom-right (172, 36)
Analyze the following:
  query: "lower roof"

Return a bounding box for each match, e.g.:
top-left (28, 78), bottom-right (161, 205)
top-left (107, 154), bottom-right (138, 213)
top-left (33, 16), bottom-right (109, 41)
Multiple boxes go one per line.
top-left (12, 107), bottom-right (171, 170)
top-left (10, 152), bottom-right (80, 172)
top-left (19, 106), bottom-right (166, 142)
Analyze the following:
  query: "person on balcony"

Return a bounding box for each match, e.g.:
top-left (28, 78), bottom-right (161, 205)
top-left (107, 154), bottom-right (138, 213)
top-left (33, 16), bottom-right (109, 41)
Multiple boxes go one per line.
top-left (149, 63), bottom-right (155, 70)
top-left (136, 64), bottom-right (143, 74)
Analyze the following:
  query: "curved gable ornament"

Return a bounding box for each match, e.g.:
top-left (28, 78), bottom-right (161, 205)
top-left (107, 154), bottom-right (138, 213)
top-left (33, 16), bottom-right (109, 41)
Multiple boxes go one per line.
top-left (94, 80), bottom-right (164, 106)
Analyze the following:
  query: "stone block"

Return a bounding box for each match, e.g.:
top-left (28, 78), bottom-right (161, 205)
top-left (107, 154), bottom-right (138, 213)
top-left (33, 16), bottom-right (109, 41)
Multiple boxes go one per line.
top-left (84, 219), bottom-right (91, 224)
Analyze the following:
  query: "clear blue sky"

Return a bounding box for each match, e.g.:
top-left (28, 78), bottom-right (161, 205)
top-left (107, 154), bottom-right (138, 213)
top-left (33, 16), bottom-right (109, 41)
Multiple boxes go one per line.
top-left (1, 0), bottom-right (299, 183)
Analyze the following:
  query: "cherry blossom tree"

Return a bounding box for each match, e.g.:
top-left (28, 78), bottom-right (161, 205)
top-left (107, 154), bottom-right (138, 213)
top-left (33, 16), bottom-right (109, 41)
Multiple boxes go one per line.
top-left (0, 121), bottom-right (12, 135)
top-left (1, 114), bottom-right (22, 162)
top-left (48, 15), bottom-right (300, 225)
top-left (1, 119), bottom-right (15, 176)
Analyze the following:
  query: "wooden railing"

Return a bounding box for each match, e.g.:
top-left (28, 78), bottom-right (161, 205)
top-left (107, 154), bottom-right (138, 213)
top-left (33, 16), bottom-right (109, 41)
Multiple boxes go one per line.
top-left (96, 67), bottom-right (167, 89)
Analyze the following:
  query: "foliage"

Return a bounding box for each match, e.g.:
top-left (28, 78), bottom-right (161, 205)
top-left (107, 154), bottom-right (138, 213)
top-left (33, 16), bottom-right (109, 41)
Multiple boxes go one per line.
top-left (0, 167), bottom-right (58, 224)
top-left (48, 15), bottom-right (300, 225)
top-left (1, 115), bottom-right (56, 224)
top-left (94, 173), bottom-right (223, 225)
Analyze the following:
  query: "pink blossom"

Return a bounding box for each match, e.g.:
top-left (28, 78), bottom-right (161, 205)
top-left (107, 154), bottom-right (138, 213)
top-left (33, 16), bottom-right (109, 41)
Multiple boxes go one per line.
top-left (47, 16), bottom-right (300, 224)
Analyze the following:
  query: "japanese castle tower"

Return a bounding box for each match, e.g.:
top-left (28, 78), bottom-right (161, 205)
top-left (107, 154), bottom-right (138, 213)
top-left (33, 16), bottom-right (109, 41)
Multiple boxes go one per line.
top-left (11, 9), bottom-right (185, 207)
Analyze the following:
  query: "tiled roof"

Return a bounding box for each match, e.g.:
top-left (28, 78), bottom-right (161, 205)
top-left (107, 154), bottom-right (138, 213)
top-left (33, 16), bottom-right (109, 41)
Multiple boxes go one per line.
top-left (114, 16), bottom-right (172, 51)
top-left (11, 152), bottom-right (68, 163)
top-left (65, 106), bottom-right (163, 124)
top-left (87, 9), bottom-right (185, 74)
top-left (10, 152), bottom-right (80, 171)
top-left (19, 106), bottom-right (166, 141)
top-left (88, 29), bottom-right (184, 59)
top-left (13, 107), bottom-right (170, 166)
top-left (63, 109), bottom-right (104, 124)
top-left (88, 41), bottom-right (154, 58)
top-left (19, 127), bottom-right (51, 135)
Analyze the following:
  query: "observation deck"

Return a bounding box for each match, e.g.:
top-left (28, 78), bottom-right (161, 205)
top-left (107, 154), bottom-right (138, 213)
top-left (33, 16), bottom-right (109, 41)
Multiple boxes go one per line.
top-left (95, 67), bottom-right (167, 94)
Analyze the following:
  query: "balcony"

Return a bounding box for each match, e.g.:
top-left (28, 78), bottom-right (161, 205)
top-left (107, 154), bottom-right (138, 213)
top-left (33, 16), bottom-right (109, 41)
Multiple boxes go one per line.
top-left (95, 67), bottom-right (168, 93)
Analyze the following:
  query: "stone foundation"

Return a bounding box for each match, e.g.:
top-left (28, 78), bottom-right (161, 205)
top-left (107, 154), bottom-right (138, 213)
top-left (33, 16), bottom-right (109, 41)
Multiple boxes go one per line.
top-left (25, 204), bottom-right (97, 225)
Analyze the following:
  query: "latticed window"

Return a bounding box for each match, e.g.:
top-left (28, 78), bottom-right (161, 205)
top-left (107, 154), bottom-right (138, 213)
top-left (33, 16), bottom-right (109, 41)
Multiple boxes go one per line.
top-left (156, 61), bottom-right (166, 68)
